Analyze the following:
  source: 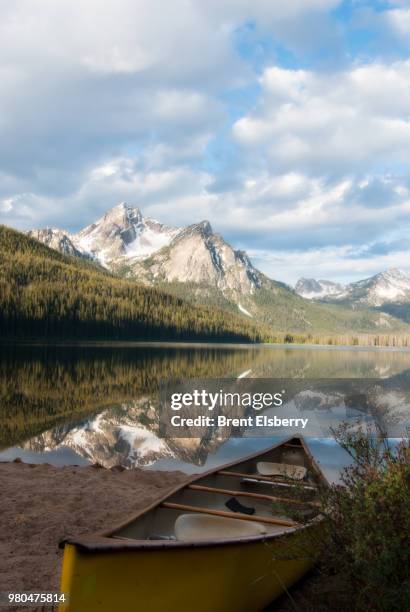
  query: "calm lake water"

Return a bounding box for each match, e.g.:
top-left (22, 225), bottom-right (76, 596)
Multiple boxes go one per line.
top-left (1, 342), bottom-right (410, 481)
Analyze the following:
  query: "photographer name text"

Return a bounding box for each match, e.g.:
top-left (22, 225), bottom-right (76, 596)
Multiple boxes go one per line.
top-left (170, 415), bottom-right (309, 429)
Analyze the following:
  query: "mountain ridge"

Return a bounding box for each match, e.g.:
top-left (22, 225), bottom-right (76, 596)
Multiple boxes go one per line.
top-left (24, 204), bottom-right (410, 333)
top-left (296, 268), bottom-right (410, 308)
top-left (0, 224), bottom-right (263, 342)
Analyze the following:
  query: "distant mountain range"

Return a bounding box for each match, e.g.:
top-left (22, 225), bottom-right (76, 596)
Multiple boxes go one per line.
top-left (295, 269), bottom-right (410, 323)
top-left (0, 224), bottom-right (262, 343)
top-left (27, 202), bottom-right (409, 334)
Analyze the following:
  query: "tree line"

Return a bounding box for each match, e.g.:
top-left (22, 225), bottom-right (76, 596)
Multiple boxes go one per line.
top-left (0, 226), bottom-right (262, 343)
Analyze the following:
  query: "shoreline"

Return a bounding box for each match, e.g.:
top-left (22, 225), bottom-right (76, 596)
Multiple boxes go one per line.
top-left (2, 339), bottom-right (410, 352)
top-left (0, 461), bottom-right (188, 595)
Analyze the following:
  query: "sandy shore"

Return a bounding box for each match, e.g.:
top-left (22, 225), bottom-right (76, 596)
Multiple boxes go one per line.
top-left (0, 460), bottom-right (330, 611)
top-left (0, 460), bottom-right (187, 596)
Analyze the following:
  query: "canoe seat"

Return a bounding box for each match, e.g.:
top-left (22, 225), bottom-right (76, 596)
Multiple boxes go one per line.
top-left (256, 462), bottom-right (307, 480)
top-left (174, 513), bottom-right (267, 541)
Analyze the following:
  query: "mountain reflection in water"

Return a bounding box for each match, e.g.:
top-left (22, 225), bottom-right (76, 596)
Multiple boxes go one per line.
top-left (1, 343), bottom-right (410, 477)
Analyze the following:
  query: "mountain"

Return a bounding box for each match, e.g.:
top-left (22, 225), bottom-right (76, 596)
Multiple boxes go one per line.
top-left (74, 203), bottom-right (180, 266)
top-left (295, 268), bottom-right (410, 325)
top-left (126, 219), bottom-right (261, 296)
top-left (296, 269), bottom-right (410, 306)
top-left (29, 203), bottom-right (261, 300)
top-left (344, 269), bottom-right (410, 307)
top-left (28, 203), bottom-right (179, 267)
top-left (295, 278), bottom-right (348, 300)
top-left (27, 228), bottom-right (85, 258)
top-left (27, 204), bottom-right (410, 334)
top-left (0, 224), bottom-right (262, 342)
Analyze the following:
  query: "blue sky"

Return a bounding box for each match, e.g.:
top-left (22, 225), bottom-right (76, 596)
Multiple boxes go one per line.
top-left (2, 0), bottom-right (410, 284)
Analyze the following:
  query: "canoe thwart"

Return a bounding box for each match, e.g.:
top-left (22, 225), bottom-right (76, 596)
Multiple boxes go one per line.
top-left (187, 484), bottom-right (320, 507)
top-left (161, 501), bottom-right (298, 528)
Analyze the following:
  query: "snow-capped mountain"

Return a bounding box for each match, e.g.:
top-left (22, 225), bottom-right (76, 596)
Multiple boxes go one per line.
top-left (295, 278), bottom-right (347, 300)
top-left (295, 268), bottom-right (410, 307)
top-left (74, 203), bottom-right (180, 266)
top-left (348, 269), bottom-right (410, 307)
top-left (28, 204), bottom-right (410, 331)
top-left (29, 202), bottom-right (264, 307)
top-left (29, 203), bottom-right (179, 267)
top-left (129, 219), bottom-right (262, 296)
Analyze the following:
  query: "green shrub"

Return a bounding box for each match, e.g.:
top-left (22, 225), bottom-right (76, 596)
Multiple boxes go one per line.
top-left (321, 424), bottom-right (410, 611)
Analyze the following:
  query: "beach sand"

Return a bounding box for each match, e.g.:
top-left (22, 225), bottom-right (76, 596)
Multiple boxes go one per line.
top-left (0, 460), bottom-right (326, 611)
top-left (0, 460), bottom-right (187, 595)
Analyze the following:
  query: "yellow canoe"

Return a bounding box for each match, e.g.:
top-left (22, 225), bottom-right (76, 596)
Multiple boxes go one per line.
top-left (59, 436), bottom-right (328, 611)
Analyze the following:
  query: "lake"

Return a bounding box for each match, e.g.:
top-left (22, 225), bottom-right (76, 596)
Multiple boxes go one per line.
top-left (1, 342), bottom-right (410, 481)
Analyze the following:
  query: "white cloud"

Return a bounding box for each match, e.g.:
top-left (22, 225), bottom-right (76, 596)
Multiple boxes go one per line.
top-left (4, 155), bottom-right (409, 247)
top-left (3, 1), bottom-right (410, 284)
top-left (0, 0), bottom-right (345, 217)
top-left (249, 244), bottom-right (410, 286)
top-left (385, 7), bottom-right (410, 39)
top-left (233, 62), bottom-right (410, 175)
top-left (0, 158), bottom-right (216, 231)
top-left (0, 0), bottom-right (247, 200)
top-left (4, 154), bottom-right (410, 285)
top-left (0, 0), bottom-right (343, 184)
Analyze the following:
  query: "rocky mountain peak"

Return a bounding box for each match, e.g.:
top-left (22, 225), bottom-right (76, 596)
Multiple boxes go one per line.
top-left (70, 204), bottom-right (178, 266)
top-left (28, 205), bottom-right (265, 306)
top-left (379, 268), bottom-right (409, 281)
top-left (78, 202), bottom-right (143, 246)
top-left (27, 227), bottom-right (83, 258)
top-left (176, 220), bottom-right (213, 240)
top-left (295, 278), bottom-right (347, 300)
top-left (197, 220), bottom-right (212, 234)
top-left (103, 202), bottom-right (143, 227)
top-left (295, 278), bottom-right (323, 295)
top-left (296, 267), bottom-right (410, 307)
top-left (127, 215), bottom-right (263, 300)
top-left (361, 268), bottom-right (410, 305)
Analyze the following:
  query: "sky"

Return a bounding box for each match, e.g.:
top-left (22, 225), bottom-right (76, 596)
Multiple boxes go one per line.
top-left (2, 1), bottom-right (410, 285)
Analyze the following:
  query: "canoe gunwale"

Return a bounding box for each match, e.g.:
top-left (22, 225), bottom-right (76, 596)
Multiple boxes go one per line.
top-left (61, 515), bottom-right (325, 553)
top-left (60, 435), bottom-right (328, 553)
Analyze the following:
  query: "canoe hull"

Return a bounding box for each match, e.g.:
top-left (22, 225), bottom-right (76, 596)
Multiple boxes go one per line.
top-left (60, 524), bottom-right (321, 612)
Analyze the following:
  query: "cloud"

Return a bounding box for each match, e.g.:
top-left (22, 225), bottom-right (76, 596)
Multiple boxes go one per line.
top-left (0, 0), bottom-right (341, 193)
top-left (4, 156), bottom-right (410, 259)
top-left (386, 8), bottom-right (410, 35)
top-left (206, 0), bottom-right (342, 58)
top-left (0, 0), bottom-right (347, 223)
top-left (0, 0), bottom-right (248, 201)
top-left (3, 0), bottom-right (410, 284)
top-left (4, 154), bottom-right (410, 285)
top-left (344, 176), bottom-right (407, 209)
top-left (249, 242), bottom-right (410, 286)
top-left (0, 158), bottom-right (216, 231)
top-left (233, 62), bottom-right (410, 175)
